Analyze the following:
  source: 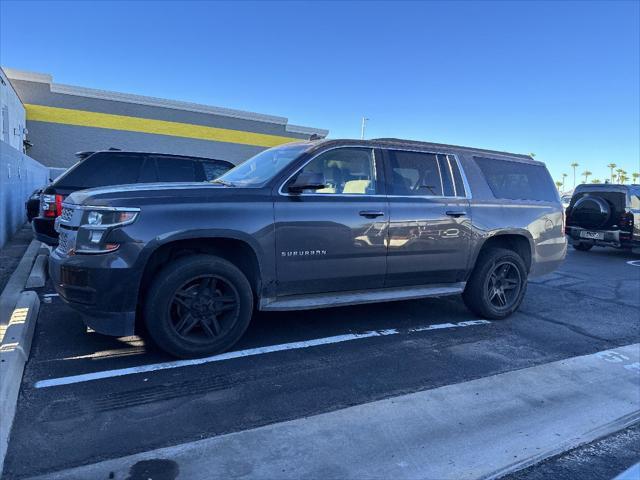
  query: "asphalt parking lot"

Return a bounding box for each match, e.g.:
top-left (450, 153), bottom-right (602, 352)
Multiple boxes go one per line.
top-left (3, 246), bottom-right (640, 479)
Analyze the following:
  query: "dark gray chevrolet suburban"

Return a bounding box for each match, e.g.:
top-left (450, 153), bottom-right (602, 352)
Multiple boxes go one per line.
top-left (49, 139), bottom-right (567, 358)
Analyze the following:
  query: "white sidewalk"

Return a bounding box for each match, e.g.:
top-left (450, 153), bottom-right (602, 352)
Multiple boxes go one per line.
top-left (36, 344), bottom-right (640, 480)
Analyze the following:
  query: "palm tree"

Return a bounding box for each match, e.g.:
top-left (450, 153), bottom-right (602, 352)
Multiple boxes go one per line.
top-left (561, 173), bottom-right (568, 190)
top-left (591, 178), bottom-right (602, 184)
top-left (582, 170), bottom-right (592, 183)
top-left (632, 172), bottom-right (639, 184)
top-left (616, 168), bottom-right (624, 183)
top-left (555, 180), bottom-right (563, 190)
top-left (619, 173), bottom-right (629, 184)
top-left (571, 162), bottom-right (579, 186)
top-left (607, 163), bottom-right (617, 182)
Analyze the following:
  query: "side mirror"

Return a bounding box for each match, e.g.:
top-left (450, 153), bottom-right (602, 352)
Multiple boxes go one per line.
top-left (288, 172), bottom-right (326, 193)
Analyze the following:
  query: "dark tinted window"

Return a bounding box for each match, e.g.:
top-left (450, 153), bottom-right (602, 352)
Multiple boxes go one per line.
top-left (54, 153), bottom-right (144, 189)
top-left (387, 150), bottom-right (443, 196)
top-left (201, 160), bottom-right (233, 181)
top-left (155, 156), bottom-right (196, 182)
top-left (137, 158), bottom-right (158, 183)
top-left (475, 156), bottom-right (557, 202)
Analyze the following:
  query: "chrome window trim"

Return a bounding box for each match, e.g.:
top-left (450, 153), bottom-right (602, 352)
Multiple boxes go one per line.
top-left (446, 156), bottom-right (457, 197)
top-left (278, 144), bottom-right (473, 200)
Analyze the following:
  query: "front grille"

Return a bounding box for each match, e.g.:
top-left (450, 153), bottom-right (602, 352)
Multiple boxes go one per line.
top-left (60, 207), bottom-right (74, 222)
top-left (57, 230), bottom-right (70, 255)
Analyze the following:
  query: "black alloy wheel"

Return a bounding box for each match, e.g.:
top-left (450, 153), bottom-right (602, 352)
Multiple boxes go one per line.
top-left (463, 247), bottom-right (528, 320)
top-left (144, 254), bottom-right (253, 358)
top-left (484, 260), bottom-right (522, 311)
top-left (169, 275), bottom-right (240, 343)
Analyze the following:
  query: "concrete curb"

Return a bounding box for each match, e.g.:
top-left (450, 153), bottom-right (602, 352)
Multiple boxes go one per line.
top-left (0, 240), bottom-right (41, 343)
top-left (0, 239), bottom-right (47, 475)
top-left (25, 254), bottom-right (48, 289)
top-left (0, 291), bottom-right (40, 476)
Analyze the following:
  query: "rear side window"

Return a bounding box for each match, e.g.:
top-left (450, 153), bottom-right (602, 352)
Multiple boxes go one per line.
top-left (54, 153), bottom-right (145, 189)
top-left (201, 160), bottom-right (233, 181)
top-left (155, 156), bottom-right (196, 182)
top-left (475, 156), bottom-right (557, 202)
top-left (387, 150), bottom-right (443, 196)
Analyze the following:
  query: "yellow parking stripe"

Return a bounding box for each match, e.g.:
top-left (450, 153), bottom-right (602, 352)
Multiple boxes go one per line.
top-left (25, 104), bottom-right (302, 148)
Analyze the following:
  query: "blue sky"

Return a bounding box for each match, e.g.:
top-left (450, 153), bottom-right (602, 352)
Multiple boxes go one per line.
top-left (1, 0), bottom-right (638, 186)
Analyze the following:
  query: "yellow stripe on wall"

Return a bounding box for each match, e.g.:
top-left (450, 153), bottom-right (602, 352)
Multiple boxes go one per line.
top-left (24, 104), bottom-right (302, 148)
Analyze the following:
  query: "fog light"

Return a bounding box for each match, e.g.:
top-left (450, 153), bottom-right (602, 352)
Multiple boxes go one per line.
top-left (89, 230), bottom-right (104, 244)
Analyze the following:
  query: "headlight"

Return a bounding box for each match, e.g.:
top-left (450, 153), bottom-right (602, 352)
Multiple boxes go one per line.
top-left (82, 210), bottom-right (138, 227)
top-left (74, 208), bottom-right (139, 254)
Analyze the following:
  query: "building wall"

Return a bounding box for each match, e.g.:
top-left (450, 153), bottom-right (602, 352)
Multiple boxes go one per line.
top-left (0, 68), bottom-right (27, 152)
top-left (0, 143), bottom-right (49, 248)
top-left (3, 68), bottom-right (328, 168)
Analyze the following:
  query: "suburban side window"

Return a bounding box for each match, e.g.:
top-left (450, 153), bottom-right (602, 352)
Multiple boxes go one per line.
top-left (292, 148), bottom-right (377, 195)
top-left (200, 160), bottom-right (234, 181)
top-left (137, 157), bottom-right (158, 183)
top-left (387, 150), bottom-right (443, 196)
top-left (475, 156), bottom-right (557, 202)
top-left (155, 156), bottom-right (196, 182)
top-left (54, 153), bottom-right (145, 189)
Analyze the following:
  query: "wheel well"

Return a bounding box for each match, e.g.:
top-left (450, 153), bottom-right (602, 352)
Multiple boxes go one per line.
top-left (138, 238), bottom-right (261, 312)
top-left (477, 234), bottom-right (532, 272)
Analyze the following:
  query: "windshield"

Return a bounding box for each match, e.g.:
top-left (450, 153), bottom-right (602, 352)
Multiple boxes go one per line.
top-left (214, 143), bottom-right (310, 187)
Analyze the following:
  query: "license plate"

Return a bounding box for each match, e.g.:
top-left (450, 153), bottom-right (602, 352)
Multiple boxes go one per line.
top-left (580, 230), bottom-right (603, 240)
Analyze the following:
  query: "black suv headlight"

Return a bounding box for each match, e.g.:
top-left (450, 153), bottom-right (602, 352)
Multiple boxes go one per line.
top-left (75, 208), bottom-right (139, 254)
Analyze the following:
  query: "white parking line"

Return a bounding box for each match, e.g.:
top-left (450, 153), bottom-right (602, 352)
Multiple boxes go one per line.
top-left (33, 320), bottom-right (491, 389)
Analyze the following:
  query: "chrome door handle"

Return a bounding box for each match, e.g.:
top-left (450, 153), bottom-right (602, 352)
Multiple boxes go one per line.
top-left (359, 210), bottom-right (385, 218)
top-left (445, 211), bottom-right (467, 217)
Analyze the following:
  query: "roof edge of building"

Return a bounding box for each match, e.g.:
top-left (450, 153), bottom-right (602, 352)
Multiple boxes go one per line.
top-left (2, 67), bottom-right (329, 137)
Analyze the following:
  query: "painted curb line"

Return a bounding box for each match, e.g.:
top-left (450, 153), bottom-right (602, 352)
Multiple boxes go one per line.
top-left (25, 254), bottom-right (48, 289)
top-left (0, 240), bottom-right (41, 343)
top-left (33, 344), bottom-right (640, 480)
top-left (0, 291), bottom-right (40, 476)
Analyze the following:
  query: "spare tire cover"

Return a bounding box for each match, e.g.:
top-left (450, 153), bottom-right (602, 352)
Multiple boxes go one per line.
top-left (571, 196), bottom-right (611, 229)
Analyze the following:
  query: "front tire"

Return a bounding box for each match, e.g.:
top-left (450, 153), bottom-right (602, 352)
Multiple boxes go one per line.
top-left (144, 254), bottom-right (253, 358)
top-left (573, 242), bottom-right (593, 251)
top-left (463, 247), bottom-right (528, 320)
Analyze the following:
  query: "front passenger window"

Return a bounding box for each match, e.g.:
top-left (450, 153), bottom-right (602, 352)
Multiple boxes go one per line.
top-left (292, 148), bottom-right (377, 195)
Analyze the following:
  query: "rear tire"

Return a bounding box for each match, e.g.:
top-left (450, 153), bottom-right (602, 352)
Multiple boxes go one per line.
top-left (463, 247), bottom-right (528, 320)
top-left (144, 254), bottom-right (253, 358)
top-left (573, 243), bottom-right (593, 251)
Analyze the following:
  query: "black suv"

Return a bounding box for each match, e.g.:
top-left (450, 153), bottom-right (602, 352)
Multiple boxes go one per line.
top-left (565, 184), bottom-right (640, 252)
top-left (50, 138), bottom-right (566, 358)
top-left (33, 150), bottom-right (234, 245)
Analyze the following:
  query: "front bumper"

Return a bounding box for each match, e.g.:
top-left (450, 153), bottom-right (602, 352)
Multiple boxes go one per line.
top-left (566, 226), bottom-right (638, 249)
top-left (49, 247), bottom-right (140, 336)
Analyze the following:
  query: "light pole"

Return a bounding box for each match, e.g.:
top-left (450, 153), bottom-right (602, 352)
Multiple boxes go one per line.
top-left (360, 117), bottom-right (369, 140)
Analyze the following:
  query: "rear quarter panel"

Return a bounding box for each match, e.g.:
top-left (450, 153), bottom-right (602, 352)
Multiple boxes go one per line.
top-left (458, 153), bottom-right (567, 277)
